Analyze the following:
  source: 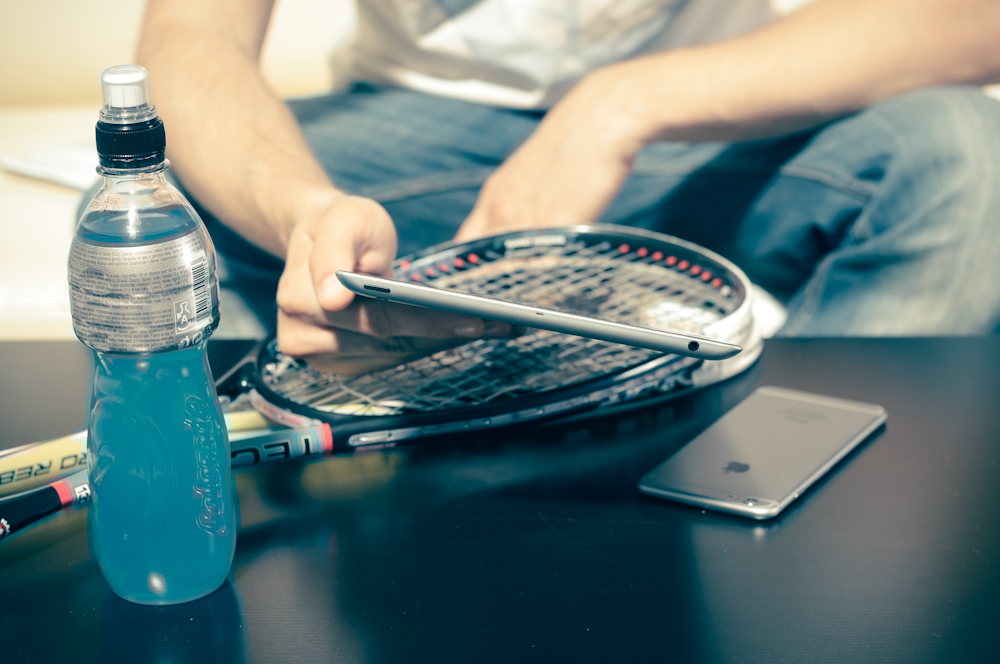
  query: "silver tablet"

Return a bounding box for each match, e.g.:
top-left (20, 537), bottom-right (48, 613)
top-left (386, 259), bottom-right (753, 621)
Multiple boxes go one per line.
top-left (336, 270), bottom-right (742, 360)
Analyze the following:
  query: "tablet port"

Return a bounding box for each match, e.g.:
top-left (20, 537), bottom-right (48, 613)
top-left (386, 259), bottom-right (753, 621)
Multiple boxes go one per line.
top-left (364, 284), bottom-right (391, 293)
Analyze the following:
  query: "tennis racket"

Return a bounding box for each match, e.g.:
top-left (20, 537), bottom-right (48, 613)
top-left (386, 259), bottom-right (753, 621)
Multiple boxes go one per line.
top-left (215, 224), bottom-right (762, 450)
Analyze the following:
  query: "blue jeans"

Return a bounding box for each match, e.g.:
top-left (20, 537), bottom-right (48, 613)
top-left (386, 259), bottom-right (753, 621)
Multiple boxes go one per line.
top-left (192, 82), bottom-right (1000, 337)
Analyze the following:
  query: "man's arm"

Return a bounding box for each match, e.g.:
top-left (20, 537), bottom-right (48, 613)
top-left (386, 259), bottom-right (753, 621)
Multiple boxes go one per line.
top-left (457, 0), bottom-right (1000, 240)
top-left (138, 0), bottom-right (333, 257)
top-left (138, 0), bottom-right (505, 365)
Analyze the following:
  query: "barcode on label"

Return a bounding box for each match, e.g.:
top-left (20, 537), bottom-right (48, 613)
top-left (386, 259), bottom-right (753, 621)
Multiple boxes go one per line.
top-left (191, 254), bottom-right (211, 324)
top-left (174, 250), bottom-right (213, 340)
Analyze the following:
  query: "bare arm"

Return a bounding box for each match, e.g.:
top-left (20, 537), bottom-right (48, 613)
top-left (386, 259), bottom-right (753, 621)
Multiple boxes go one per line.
top-left (458, 0), bottom-right (1000, 239)
top-left (137, 0), bottom-right (335, 257)
top-left (138, 0), bottom-right (507, 367)
top-left (615, 0), bottom-right (1000, 144)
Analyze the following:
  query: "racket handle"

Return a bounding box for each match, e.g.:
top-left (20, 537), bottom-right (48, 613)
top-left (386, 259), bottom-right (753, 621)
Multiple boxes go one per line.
top-left (0, 423), bottom-right (332, 544)
top-left (0, 432), bottom-right (88, 498)
top-left (0, 471), bottom-right (90, 542)
top-left (229, 423), bottom-right (333, 469)
top-left (0, 412), bottom-right (272, 498)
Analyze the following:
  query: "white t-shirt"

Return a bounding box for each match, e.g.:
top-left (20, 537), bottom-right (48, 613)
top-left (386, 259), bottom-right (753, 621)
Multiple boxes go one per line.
top-left (342, 0), bottom-right (781, 109)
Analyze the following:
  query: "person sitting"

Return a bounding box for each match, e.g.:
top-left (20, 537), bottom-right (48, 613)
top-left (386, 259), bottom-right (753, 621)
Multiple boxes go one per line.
top-left (135, 0), bottom-right (1000, 370)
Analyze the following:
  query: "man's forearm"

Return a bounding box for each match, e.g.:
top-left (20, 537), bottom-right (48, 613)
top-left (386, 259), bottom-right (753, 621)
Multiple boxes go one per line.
top-left (606, 0), bottom-right (1000, 147)
top-left (137, 0), bottom-right (341, 258)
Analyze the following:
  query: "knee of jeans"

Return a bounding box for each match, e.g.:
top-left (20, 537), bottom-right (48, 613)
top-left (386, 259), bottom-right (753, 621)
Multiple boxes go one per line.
top-left (855, 86), bottom-right (1000, 240)
top-left (871, 86), bottom-right (1000, 174)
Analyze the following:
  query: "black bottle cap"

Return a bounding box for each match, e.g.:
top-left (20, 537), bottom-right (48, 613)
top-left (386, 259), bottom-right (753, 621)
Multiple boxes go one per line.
top-left (96, 118), bottom-right (166, 169)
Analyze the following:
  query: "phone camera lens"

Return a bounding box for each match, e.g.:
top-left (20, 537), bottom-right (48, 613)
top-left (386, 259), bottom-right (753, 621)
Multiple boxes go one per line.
top-left (744, 499), bottom-right (757, 506)
top-left (688, 341), bottom-right (699, 352)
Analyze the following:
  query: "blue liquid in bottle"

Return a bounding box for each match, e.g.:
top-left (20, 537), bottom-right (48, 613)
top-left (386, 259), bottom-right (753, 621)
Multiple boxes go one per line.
top-left (87, 344), bottom-right (235, 604)
top-left (70, 65), bottom-right (236, 605)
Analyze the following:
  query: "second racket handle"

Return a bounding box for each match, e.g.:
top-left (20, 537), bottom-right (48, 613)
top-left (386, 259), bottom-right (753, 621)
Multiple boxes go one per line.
top-left (0, 471), bottom-right (89, 542)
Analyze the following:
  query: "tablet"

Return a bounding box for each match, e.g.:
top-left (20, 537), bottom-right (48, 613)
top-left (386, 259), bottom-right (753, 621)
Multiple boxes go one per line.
top-left (336, 270), bottom-right (742, 360)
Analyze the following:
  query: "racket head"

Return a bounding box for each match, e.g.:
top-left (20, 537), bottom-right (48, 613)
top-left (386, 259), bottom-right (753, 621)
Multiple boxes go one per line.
top-left (225, 225), bottom-right (762, 451)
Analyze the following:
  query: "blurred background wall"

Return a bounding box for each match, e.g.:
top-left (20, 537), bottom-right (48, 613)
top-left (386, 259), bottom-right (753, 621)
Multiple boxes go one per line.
top-left (0, 0), bottom-right (354, 340)
top-left (0, 0), bottom-right (355, 105)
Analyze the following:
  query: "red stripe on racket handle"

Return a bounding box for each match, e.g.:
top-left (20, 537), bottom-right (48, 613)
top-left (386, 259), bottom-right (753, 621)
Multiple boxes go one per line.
top-left (322, 423), bottom-right (333, 455)
top-left (52, 478), bottom-right (73, 506)
top-left (0, 471), bottom-right (89, 541)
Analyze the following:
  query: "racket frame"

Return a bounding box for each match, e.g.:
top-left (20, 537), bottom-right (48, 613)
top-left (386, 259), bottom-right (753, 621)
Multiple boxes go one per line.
top-left (217, 225), bottom-right (763, 453)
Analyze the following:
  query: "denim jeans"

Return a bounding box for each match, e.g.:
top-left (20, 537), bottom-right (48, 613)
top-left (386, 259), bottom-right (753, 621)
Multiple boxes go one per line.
top-left (185, 82), bottom-right (1000, 338)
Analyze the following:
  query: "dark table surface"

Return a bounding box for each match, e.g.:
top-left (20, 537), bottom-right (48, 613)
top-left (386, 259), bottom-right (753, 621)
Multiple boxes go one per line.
top-left (0, 338), bottom-right (997, 663)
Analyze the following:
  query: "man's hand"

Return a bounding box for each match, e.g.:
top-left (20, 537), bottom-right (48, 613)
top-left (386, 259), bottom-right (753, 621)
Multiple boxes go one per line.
top-left (277, 195), bottom-right (511, 375)
top-left (457, 0), bottom-right (1000, 243)
top-left (456, 67), bottom-right (646, 242)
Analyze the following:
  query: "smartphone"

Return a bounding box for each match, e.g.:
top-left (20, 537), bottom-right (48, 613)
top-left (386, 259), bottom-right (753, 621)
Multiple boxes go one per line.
top-left (335, 270), bottom-right (742, 361)
top-left (638, 386), bottom-right (886, 519)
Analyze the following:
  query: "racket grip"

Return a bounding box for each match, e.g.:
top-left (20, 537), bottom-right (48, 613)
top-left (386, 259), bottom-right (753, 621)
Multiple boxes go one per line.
top-left (0, 471), bottom-right (90, 542)
top-left (229, 423), bottom-right (333, 470)
top-left (0, 422), bottom-right (332, 544)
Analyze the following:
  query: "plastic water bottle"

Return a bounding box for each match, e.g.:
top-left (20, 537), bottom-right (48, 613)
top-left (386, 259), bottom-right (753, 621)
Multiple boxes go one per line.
top-left (68, 65), bottom-right (236, 604)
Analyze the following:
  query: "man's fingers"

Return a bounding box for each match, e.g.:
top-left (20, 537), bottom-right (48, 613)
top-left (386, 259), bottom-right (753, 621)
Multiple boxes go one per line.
top-left (278, 312), bottom-right (454, 376)
top-left (309, 197), bottom-right (397, 312)
top-left (279, 310), bottom-right (459, 355)
top-left (325, 298), bottom-right (514, 340)
top-left (276, 223), bottom-right (320, 318)
top-left (278, 309), bottom-right (514, 376)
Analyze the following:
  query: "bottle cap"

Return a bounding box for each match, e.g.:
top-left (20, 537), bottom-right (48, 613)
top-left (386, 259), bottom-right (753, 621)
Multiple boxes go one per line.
top-left (96, 65), bottom-right (166, 169)
top-left (100, 64), bottom-right (159, 125)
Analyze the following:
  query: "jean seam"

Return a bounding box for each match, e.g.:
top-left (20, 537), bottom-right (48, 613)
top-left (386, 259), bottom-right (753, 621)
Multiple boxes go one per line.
top-left (778, 252), bottom-right (835, 336)
top-left (356, 167), bottom-right (495, 202)
top-left (633, 161), bottom-right (879, 203)
top-left (844, 112), bottom-right (903, 244)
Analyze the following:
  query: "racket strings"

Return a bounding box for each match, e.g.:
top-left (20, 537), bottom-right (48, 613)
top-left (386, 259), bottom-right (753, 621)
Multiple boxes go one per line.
top-left (267, 330), bottom-right (657, 414)
top-left (263, 237), bottom-right (738, 415)
top-left (442, 241), bottom-right (732, 327)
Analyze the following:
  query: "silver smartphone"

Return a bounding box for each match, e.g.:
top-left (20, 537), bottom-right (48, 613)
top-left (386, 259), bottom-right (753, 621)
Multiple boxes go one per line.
top-left (638, 386), bottom-right (886, 519)
top-left (335, 270), bottom-right (741, 361)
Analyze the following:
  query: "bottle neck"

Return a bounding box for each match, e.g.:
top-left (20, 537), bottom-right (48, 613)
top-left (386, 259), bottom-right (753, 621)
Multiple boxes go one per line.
top-left (96, 160), bottom-right (172, 199)
top-left (98, 159), bottom-right (169, 180)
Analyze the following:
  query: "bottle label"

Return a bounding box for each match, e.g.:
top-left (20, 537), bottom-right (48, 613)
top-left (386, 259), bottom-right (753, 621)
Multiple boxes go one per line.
top-left (69, 230), bottom-right (220, 353)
